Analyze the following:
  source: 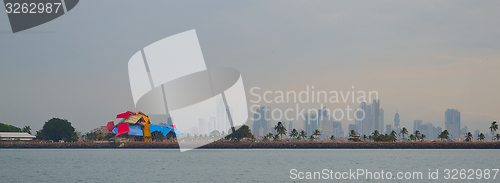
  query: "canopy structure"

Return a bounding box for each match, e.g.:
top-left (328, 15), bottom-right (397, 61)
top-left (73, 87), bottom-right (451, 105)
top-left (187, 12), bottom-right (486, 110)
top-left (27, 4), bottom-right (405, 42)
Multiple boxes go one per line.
top-left (0, 132), bottom-right (36, 141)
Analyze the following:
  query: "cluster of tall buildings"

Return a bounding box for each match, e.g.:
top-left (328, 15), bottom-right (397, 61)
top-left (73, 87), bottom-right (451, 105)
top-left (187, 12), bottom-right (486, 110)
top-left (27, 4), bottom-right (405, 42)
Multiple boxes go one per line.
top-left (353, 99), bottom-right (385, 135)
top-left (252, 106), bottom-right (271, 136)
top-left (304, 106), bottom-right (344, 138)
top-left (413, 120), bottom-right (442, 140)
top-left (190, 96), bottom-right (232, 135)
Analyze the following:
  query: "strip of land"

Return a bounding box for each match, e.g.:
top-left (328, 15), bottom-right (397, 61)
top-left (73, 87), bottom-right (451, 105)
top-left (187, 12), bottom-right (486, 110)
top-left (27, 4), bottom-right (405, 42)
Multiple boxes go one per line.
top-left (1, 142), bottom-right (500, 149)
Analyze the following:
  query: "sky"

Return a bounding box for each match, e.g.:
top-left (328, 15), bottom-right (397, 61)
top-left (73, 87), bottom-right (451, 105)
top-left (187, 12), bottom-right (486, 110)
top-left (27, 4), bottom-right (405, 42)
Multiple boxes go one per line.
top-left (0, 0), bottom-right (499, 134)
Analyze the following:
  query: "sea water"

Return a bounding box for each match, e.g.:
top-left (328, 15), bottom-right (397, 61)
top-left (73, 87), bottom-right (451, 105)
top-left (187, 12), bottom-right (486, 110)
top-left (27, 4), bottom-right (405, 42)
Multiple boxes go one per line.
top-left (0, 149), bottom-right (498, 182)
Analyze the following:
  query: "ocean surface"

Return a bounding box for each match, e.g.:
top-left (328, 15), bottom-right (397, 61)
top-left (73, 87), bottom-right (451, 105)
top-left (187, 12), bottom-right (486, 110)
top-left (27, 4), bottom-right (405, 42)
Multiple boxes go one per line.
top-left (0, 149), bottom-right (498, 182)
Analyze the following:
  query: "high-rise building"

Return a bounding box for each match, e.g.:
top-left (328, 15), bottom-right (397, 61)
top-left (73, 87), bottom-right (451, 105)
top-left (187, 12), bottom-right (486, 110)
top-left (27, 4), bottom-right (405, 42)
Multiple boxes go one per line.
top-left (332, 121), bottom-right (344, 138)
top-left (445, 109), bottom-right (461, 139)
top-left (386, 125), bottom-right (392, 135)
top-left (379, 108), bottom-right (384, 133)
top-left (394, 112), bottom-right (400, 127)
top-left (252, 106), bottom-right (271, 136)
top-left (288, 121), bottom-right (293, 132)
top-left (372, 99), bottom-right (380, 133)
top-left (413, 120), bottom-right (423, 133)
top-left (357, 100), bottom-right (384, 136)
top-left (304, 113), bottom-right (317, 136)
top-left (318, 106), bottom-right (333, 138)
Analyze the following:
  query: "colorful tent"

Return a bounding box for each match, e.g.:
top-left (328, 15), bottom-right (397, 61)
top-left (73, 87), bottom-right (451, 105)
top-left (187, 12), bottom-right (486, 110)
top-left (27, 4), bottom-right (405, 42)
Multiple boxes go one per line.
top-left (115, 123), bottom-right (130, 137)
top-left (108, 111), bottom-right (181, 140)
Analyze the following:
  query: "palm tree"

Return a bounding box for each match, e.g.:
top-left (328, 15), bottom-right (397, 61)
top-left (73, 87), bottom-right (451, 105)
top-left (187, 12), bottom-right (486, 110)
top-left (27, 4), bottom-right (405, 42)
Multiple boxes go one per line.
top-left (409, 134), bottom-right (416, 142)
top-left (372, 130), bottom-right (380, 137)
top-left (329, 135), bottom-right (335, 142)
top-left (308, 135), bottom-right (315, 142)
top-left (489, 121), bottom-right (498, 142)
top-left (465, 132), bottom-right (473, 142)
top-left (389, 131), bottom-right (398, 142)
top-left (420, 134), bottom-right (426, 142)
top-left (289, 129), bottom-right (298, 141)
top-left (313, 129), bottom-right (321, 140)
top-left (273, 134), bottom-right (280, 142)
top-left (414, 130), bottom-right (421, 142)
top-left (349, 130), bottom-right (358, 137)
top-left (362, 134), bottom-right (368, 142)
top-left (438, 130), bottom-right (449, 141)
top-left (274, 122), bottom-right (287, 141)
top-left (299, 130), bottom-right (307, 142)
top-left (495, 133), bottom-right (500, 141)
top-left (477, 133), bottom-right (485, 142)
top-left (400, 127), bottom-right (408, 141)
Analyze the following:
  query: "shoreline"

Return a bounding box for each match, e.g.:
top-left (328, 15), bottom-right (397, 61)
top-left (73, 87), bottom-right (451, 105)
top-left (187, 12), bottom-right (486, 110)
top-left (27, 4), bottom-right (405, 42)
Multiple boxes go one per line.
top-left (1, 142), bottom-right (500, 149)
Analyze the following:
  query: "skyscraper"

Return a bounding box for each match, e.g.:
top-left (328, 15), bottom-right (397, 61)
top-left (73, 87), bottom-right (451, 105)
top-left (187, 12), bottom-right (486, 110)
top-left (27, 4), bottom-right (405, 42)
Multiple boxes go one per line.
top-left (372, 99), bottom-right (380, 133)
top-left (252, 106), bottom-right (270, 136)
top-left (413, 120), bottom-right (423, 133)
top-left (445, 109), bottom-right (461, 139)
top-left (379, 108), bottom-right (384, 133)
top-left (304, 113), bottom-right (317, 136)
top-left (394, 112), bottom-right (400, 127)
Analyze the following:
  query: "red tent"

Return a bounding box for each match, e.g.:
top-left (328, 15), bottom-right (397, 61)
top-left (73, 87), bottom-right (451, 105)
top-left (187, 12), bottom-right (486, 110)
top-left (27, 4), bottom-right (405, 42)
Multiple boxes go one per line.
top-left (106, 121), bottom-right (114, 132)
top-left (115, 123), bottom-right (130, 137)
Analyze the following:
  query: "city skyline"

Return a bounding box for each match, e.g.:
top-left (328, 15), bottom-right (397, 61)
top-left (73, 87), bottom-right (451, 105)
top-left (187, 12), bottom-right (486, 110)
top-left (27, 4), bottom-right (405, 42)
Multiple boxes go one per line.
top-left (0, 1), bottom-right (498, 134)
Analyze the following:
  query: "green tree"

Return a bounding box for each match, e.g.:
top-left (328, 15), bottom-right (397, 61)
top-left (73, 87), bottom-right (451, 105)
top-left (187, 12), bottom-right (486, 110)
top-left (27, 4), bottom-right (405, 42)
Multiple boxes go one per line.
top-left (400, 127), bottom-right (408, 141)
top-left (313, 129), bottom-right (321, 140)
top-left (419, 134), bottom-right (426, 142)
top-left (0, 123), bottom-right (21, 132)
top-left (329, 135), bottom-right (335, 142)
top-left (308, 135), bottom-right (315, 142)
top-left (209, 130), bottom-right (221, 141)
top-left (274, 122), bottom-right (287, 141)
top-left (348, 130), bottom-right (360, 141)
top-left (224, 125), bottom-right (253, 141)
top-left (489, 121), bottom-right (498, 142)
top-left (477, 133), bottom-right (485, 142)
top-left (298, 130), bottom-right (307, 142)
top-left (151, 131), bottom-right (165, 142)
top-left (289, 129), bottom-right (298, 140)
top-left (37, 118), bottom-right (78, 142)
top-left (495, 133), bottom-right (500, 141)
top-left (438, 130), bottom-right (449, 141)
top-left (414, 130), bottom-right (421, 142)
top-left (273, 134), bottom-right (280, 142)
top-left (22, 126), bottom-right (31, 134)
top-left (465, 132), bottom-right (473, 142)
top-left (409, 134), bottom-right (416, 141)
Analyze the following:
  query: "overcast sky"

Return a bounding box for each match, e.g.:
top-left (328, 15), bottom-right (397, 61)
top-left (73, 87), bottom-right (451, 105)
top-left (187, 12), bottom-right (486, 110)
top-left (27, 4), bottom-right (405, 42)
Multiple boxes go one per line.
top-left (0, 0), bottom-right (499, 134)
